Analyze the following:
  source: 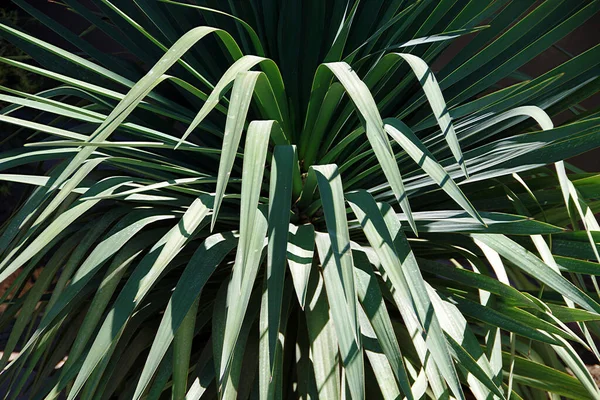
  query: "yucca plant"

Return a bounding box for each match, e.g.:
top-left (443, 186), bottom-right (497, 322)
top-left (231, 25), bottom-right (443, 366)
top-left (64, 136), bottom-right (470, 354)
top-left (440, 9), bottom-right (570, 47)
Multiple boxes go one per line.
top-left (0, 0), bottom-right (599, 399)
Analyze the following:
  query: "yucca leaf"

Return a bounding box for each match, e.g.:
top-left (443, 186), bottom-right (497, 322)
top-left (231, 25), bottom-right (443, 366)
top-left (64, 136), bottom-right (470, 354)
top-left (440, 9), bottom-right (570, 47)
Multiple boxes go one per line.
top-left (300, 82), bottom-right (346, 166)
top-left (551, 336), bottom-right (600, 399)
top-left (42, 233), bottom-right (152, 400)
top-left (304, 267), bottom-right (341, 399)
top-left (160, 0), bottom-right (265, 55)
top-left (66, 195), bottom-right (213, 399)
top-left (346, 190), bottom-right (464, 400)
top-left (471, 234), bottom-right (600, 314)
top-left (0, 27), bottom-right (243, 261)
top-left (0, 90), bottom-right (206, 146)
top-left (556, 161), bottom-right (600, 262)
top-left (176, 55), bottom-right (285, 146)
top-left (321, 62), bottom-right (416, 233)
top-left (313, 163), bottom-right (364, 400)
top-left (502, 352), bottom-right (594, 400)
top-left (258, 145), bottom-right (295, 398)
top-left (426, 285), bottom-right (504, 400)
top-left (324, 0), bottom-right (359, 63)
top-left (393, 53), bottom-right (468, 177)
top-left (391, 210), bottom-right (563, 235)
top-left (219, 120), bottom-right (271, 391)
top-left (0, 235), bottom-right (79, 370)
top-left (184, 343), bottom-right (215, 400)
top-left (418, 258), bottom-right (535, 308)
top-left (0, 22), bottom-right (140, 92)
top-left (131, 232), bottom-right (237, 400)
top-left (0, 175), bottom-right (131, 281)
top-left (258, 277), bottom-right (293, 400)
top-left (49, 26), bottom-right (242, 192)
top-left (0, 114), bottom-right (87, 141)
top-left (210, 76), bottom-right (286, 228)
top-left (358, 308), bottom-right (402, 400)
top-left (286, 223), bottom-right (314, 309)
top-left (353, 249), bottom-right (413, 399)
top-left (448, 1), bottom-right (600, 105)
top-left (384, 118), bottom-right (482, 223)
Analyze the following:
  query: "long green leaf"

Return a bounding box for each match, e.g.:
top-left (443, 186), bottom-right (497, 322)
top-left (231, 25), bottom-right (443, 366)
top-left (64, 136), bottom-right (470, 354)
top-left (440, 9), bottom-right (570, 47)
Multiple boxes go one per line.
top-left (66, 195), bottom-right (213, 400)
top-left (131, 232), bottom-right (237, 400)
top-left (260, 145), bottom-right (295, 397)
top-left (393, 53), bottom-right (468, 177)
top-left (471, 234), bottom-right (600, 314)
top-left (321, 62), bottom-right (416, 233)
top-left (313, 164), bottom-right (363, 400)
top-left (347, 190), bottom-right (464, 400)
top-left (218, 120), bottom-right (271, 391)
top-left (384, 118), bottom-right (482, 223)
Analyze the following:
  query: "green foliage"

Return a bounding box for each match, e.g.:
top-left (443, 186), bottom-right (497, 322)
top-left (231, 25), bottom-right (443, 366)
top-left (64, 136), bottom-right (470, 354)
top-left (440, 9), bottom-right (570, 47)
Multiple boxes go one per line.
top-left (0, 8), bottom-right (41, 94)
top-left (0, 1), bottom-right (599, 399)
